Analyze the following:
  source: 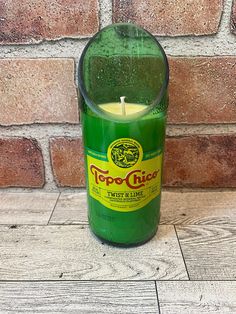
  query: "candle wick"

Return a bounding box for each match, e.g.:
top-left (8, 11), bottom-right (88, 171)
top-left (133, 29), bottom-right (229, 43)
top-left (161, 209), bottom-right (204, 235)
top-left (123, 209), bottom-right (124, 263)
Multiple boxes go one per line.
top-left (120, 96), bottom-right (126, 116)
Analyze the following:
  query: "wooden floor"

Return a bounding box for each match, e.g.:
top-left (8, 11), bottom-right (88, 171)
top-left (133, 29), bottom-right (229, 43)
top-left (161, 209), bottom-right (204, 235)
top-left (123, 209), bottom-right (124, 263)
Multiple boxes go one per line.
top-left (0, 191), bottom-right (235, 313)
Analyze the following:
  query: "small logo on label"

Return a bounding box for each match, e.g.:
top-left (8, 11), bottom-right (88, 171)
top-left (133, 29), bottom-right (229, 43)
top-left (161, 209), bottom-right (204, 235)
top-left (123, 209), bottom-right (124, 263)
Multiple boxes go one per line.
top-left (108, 138), bottom-right (143, 169)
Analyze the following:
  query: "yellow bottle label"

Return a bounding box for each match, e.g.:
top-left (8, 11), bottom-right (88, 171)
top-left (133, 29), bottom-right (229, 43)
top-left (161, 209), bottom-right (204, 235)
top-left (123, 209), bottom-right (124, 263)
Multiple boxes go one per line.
top-left (86, 138), bottom-right (162, 212)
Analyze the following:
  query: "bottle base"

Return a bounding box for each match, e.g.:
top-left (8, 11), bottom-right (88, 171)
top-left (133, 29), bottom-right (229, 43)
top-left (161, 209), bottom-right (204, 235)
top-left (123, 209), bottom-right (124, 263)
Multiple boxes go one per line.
top-left (90, 227), bottom-right (158, 248)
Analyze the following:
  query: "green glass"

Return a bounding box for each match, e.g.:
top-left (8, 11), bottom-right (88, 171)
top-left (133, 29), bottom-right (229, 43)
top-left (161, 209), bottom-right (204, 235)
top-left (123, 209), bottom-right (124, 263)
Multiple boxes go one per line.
top-left (78, 23), bottom-right (169, 246)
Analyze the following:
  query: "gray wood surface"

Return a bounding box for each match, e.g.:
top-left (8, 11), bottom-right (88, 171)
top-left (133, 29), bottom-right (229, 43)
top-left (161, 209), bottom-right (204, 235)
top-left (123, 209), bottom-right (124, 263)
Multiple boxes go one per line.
top-left (50, 192), bottom-right (87, 225)
top-left (0, 225), bottom-right (187, 280)
top-left (176, 225), bottom-right (236, 280)
top-left (0, 192), bottom-right (59, 224)
top-left (0, 281), bottom-right (158, 313)
top-left (49, 191), bottom-right (236, 225)
top-left (161, 191), bottom-right (236, 225)
top-left (157, 281), bottom-right (236, 314)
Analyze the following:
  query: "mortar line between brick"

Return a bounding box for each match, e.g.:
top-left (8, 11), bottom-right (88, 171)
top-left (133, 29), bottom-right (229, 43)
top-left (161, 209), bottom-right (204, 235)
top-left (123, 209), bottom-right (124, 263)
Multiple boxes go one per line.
top-left (217, 0), bottom-right (228, 34)
top-left (98, 0), bottom-right (102, 30)
top-left (38, 137), bottom-right (57, 191)
top-left (47, 193), bottom-right (61, 225)
top-left (95, 0), bottom-right (113, 29)
top-left (218, 0), bottom-right (234, 34)
top-left (0, 36), bottom-right (235, 58)
top-left (174, 225), bottom-right (190, 280)
top-left (0, 51), bottom-right (236, 58)
top-left (1, 124), bottom-right (236, 137)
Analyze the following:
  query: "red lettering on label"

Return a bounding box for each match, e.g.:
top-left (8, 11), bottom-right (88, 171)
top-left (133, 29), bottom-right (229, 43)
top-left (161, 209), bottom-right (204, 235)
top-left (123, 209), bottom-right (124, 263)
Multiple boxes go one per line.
top-left (126, 170), bottom-right (145, 189)
top-left (90, 164), bottom-right (159, 190)
top-left (90, 165), bottom-right (109, 184)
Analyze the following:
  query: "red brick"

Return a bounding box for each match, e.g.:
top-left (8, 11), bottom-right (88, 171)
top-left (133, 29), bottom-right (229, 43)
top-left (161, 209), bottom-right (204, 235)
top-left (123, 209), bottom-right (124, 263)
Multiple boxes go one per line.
top-left (0, 138), bottom-right (44, 188)
top-left (231, 0), bottom-right (236, 34)
top-left (50, 137), bottom-right (85, 187)
top-left (113, 0), bottom-right (223, 36)
top-left (168, 57), bottom-right (236, 124)
top-left (0, 0), bottom-right (99, 44)
top-left (164, 135), bottom-right (236, 188)
top-left (0, 59), bottom-right (78, 126)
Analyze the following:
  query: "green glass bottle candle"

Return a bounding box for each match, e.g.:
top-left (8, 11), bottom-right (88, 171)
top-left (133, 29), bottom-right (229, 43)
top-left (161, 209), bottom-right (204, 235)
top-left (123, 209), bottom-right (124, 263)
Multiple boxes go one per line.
top-left (78, 23), bottom-right (169, 246)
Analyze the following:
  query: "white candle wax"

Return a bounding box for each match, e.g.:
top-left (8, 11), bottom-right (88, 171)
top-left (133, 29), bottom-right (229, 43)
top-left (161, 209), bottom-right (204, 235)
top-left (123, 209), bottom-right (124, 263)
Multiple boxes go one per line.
top-left (99, 102), bottom-right (146, 116)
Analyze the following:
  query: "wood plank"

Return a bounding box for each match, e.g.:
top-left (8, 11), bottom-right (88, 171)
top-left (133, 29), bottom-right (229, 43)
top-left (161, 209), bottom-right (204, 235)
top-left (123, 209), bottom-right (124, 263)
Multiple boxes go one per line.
top-left (161, 191), bottom-right (236, 225)
top-left (0, 225), bottom-right (188, 280)
top-left (0, 281), bottom-right (158, 313)
top-left (176, 225), bottom-right (236, 280)
top-left (50, 191), bottom-right (236, 225)
top-left (157, 281), bottom-right (236, 314)
top-left (0, 192), bottom-right (59, 224)
top-left (50, 192), bottom-right (87, 225)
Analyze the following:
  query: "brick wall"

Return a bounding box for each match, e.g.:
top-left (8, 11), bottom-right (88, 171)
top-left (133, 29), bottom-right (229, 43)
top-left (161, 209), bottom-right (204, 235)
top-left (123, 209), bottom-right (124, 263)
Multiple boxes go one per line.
top-left (0, 0), bottom-right (235, 190)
